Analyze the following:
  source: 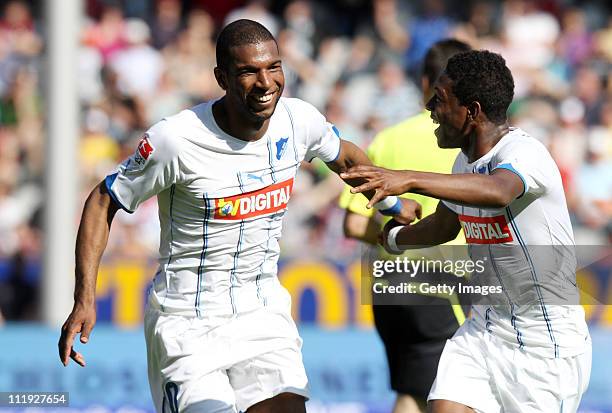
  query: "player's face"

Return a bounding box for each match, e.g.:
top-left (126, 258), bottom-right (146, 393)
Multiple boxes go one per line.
top-left (426, 74), bottom-right (470, 149)
top-left (218, 40), bottom-right (284, 123)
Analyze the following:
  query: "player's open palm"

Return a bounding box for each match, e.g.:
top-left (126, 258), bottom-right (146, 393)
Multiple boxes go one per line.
top-left (340, 166), bottom-right (412, 207)
top-left (58, 303), bottom-right (96, 367)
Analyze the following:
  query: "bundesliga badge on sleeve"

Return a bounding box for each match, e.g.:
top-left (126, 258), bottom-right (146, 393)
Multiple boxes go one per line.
top-left (134, 134), bottom-right (155, 166)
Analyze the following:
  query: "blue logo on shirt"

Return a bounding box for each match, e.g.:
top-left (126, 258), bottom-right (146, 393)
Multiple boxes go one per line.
top-left (476, 165), bottom-right (487, 175)
top-left (275, 137), bottom-right (289, 160)
top-left (247, 173), bottom-right (264, 183)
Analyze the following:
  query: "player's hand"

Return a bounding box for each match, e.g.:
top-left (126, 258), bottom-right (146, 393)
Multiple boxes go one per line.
top-left (58, 302), bottom-right (96, 367)
top-left (393, 198), bottom-right (422, 225)
top-left (340, 166), bottom-right (413, 207)
top-left (379, 219), bottom-right (406, 255)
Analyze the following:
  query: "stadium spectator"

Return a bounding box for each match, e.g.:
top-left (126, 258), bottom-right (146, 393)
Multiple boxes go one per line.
top-left (109, 18), bottom-right (164, 99)
top-left (148, 0), bottom-right (183, 50)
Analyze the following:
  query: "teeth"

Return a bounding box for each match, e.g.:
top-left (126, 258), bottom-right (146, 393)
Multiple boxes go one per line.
top-left (256, 93), bottom-right (274, 103)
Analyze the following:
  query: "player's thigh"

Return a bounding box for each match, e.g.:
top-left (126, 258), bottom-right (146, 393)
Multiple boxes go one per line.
top-left (246, 392), bottom-right (306, 413)
top-left (428, 399), bottom-right (475, 413)
top-left (496, 344), bottom-right (592, 413)
top-left (427, 326), bottom-right (500, 412)
top-left (148, 369), bottom-right (238, 413)
top-left (229, 344), bottom-right (309, 412)
top-left (145, 308), bottom-right (238, 413)
top-left (559, 344), bottom-right (592, 412)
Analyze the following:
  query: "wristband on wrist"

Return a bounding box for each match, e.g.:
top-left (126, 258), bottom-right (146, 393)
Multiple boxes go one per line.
top-left (374, 196), bottom-right (402, 216)
top-left (386, 225), bottom-right (404, 253)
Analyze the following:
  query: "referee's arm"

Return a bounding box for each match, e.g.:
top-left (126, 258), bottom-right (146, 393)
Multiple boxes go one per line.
top-left (343, 210), bottom-right (381, 245)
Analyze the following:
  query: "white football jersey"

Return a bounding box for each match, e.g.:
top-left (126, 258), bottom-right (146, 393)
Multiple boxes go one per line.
top-left (443, 128), bottom-right (589, 358)
top-left (106, 97), bottom-right (341, 318)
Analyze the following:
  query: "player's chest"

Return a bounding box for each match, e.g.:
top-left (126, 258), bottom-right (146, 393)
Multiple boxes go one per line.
top-left (172, 136), bottom-right (304, 221)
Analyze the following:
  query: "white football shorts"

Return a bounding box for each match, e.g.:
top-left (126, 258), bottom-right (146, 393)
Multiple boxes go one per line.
top-left (145, 302), bottom-right (309, 413)
top-left (428, 321), bottom-right (591, 413)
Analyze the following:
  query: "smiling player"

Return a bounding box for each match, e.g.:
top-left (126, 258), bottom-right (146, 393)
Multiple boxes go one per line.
top-left (341, 50), bottom-right (591, 413)
top-left (57, 19), bottom-right (420, 413)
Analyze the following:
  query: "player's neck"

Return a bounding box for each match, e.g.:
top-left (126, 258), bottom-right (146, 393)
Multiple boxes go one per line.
top-left (213, 98), bottom-right (270, 142)
top-left (465, 122), bottom-right (510, 163)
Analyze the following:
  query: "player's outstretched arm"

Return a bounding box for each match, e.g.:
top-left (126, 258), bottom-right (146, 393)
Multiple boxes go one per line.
top-left (58, 181), bottom-right (119, 367)
top-left (381, 202), bottom-right (461, 254)
top-left (327, 140), bottom-right (422, 224)
top-left (340, 166), bottom-right (523, 209)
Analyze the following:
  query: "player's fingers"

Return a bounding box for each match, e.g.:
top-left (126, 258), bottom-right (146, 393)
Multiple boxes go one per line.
top-left (70, 349), bottom-right (86, 367)
top-left (59, 325), bottom-right (79, 366)
top-left (350, 180), bottom-right (380, 195)
top-left (342, 164), bottom-right (376, 175)
top-left (340, 168), bottom-right (373, 180)
top-left (80, 321), bottom-right (94, 344)
top-left (367, 189), bottom-right (388, 209)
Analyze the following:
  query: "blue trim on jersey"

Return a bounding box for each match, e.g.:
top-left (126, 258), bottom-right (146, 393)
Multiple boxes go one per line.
top-left (256, 215), bottom-right (274, 306)
top-left (237, 172), bottom-right (245, 192)
top-left (104, 173), bottom-right (133, 213)
top-left (506, 205), bottom-right (559, 358)
top-left (487, 245), bottom-right (525, 348)
top-left (166, 185), bottom-right (176, 270)
top-left (493, 163), bottom-right (527, 198)
top-left (266, 136), bottom-right (278, 184)
top-left (161, 184), bottom-right (176, 312)
top-left (510, 304), bottom-right (525, 349)
top-left (281, 101), bottom-right (299, 164)
top-left (484, 163), bottom-right (524, 348)
top-left (229, 220), bottom-right (245, 314)
top-left (195, 193), bottom-right (211, 317)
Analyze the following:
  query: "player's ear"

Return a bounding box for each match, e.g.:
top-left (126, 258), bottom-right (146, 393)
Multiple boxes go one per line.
top-left (467, 102), bottom-right (480, 121)
top-left (214, 67), bottom-right (228, 90)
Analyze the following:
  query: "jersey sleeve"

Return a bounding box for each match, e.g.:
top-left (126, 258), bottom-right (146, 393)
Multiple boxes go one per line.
top-left (491, 139), bottom-right (548, 198)
top-left (302, 102), bottom-right (341, 162)
top-left (105, 120), bottom-right (182, 213)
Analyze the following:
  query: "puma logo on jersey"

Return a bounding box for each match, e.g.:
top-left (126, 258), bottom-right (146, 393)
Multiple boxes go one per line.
top-left (215, 178), bottom-right (294, 220)
top-left (246, 173), bottom-right (265, 183)
top-left (275, 137), bottom-right (288, 160)
top-left (458, 214), bottom-right (514, 244)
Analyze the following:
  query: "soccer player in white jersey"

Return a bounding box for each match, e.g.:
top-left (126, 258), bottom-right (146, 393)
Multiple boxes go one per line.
top-left (57, 19), bottom-right (420, 413)
top-left (341, 50), bottom-right (591, 413)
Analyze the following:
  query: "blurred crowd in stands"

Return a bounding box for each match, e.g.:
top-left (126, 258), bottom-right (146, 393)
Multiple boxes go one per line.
top-left (0, 0), bottom-right (611, 321)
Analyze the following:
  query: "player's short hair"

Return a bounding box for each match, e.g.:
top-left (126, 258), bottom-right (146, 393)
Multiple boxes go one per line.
top-left (444, 50), bottom-right (515, 124)
top-left (422, 39), bottom-right (472, 86)
top-left (216, 19), bottom-right (277, 71)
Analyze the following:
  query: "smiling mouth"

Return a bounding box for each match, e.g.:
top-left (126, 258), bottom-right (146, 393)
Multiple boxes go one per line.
top-left (252, 91), bottom-right (277, 104)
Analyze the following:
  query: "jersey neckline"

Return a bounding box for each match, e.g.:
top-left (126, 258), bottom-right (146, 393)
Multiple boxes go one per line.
top-left (464, 127), bottom-right (519, 168)
top-left (203, 98), bottom-right (273, 147)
